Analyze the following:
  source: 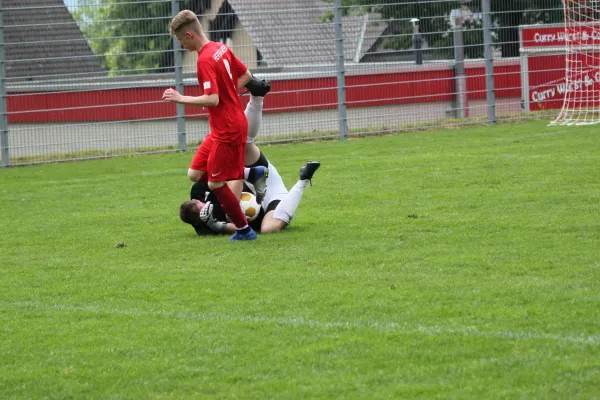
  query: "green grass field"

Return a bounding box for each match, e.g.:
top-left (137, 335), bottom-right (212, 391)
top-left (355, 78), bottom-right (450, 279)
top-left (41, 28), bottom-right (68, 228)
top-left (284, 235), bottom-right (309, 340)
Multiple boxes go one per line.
top-left (1, 120), bottom-right (599, 399)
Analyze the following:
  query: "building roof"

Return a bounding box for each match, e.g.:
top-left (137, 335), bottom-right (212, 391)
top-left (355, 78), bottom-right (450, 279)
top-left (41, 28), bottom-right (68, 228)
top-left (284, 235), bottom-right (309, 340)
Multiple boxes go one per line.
top-left (227, 0), bottom-right (388, 67)
top-left (1, 0), bottom-right (105, 81)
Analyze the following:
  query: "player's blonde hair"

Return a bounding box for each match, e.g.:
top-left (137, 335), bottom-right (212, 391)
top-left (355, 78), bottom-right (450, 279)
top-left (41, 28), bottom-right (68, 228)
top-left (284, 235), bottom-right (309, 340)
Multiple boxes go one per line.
top-left (169, 10), bottom-right (202, 35)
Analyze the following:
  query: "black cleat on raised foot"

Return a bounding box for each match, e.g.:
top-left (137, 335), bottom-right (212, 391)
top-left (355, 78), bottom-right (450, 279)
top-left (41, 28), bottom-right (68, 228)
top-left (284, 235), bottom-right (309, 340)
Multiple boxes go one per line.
top-left (245, 75), bottom-right (271, 97)
top-left (300, 161), bottom-right (320, 184)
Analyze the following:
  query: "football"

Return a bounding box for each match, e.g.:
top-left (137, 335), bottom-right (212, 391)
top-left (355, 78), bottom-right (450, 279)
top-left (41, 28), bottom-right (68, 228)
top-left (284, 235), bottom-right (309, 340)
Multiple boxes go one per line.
top-left (239, 192), bottom-right (260, 222)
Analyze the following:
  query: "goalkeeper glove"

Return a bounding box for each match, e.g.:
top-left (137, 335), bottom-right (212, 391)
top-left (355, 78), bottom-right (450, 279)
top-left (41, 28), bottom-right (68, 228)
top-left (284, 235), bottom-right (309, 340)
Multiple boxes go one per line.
top-left (199, 201), bottom-right (228, 233)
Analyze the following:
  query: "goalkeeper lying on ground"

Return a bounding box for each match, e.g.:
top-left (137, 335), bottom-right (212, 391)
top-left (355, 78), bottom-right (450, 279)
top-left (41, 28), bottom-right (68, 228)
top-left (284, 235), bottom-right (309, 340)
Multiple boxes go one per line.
top-left (179, 160), bottom-right (320, 235)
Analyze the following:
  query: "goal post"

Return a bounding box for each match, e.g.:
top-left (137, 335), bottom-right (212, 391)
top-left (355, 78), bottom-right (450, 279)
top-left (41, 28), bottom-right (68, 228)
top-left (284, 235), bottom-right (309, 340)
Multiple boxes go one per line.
top-left (551, 0), bottom-right (600, 125)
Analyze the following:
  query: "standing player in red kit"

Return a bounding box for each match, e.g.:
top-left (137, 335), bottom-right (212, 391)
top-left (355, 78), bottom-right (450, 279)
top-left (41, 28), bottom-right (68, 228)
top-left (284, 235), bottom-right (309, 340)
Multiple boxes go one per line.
top-left (163, 10), bottom-right (269, 241)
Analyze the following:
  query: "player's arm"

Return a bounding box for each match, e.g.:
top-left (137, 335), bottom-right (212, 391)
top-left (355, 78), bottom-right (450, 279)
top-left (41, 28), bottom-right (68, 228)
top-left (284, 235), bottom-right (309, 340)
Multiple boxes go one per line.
top-left (162, 89), bottom-right (219, 107)
top-left (229, 50), bottom-right (252, 90)
top-left (163, 59), bottom-right (220, 107)
top-left (237, 69), bottom-right (252, 91)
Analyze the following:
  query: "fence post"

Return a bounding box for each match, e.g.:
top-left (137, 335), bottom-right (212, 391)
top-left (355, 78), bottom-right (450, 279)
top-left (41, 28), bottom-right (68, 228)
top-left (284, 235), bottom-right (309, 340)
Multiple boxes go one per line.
top-left (0, 7), bottom-right (9, 167)
top-left (411, 19), bottom-right (423, 65)
top-left (451, 9), bottom-right (467, 119)
top-left (171, 0), bottom-right (186, 151)
top-left (482, 0), bottom-right (496, 124)
top-left (333, 0), bottom-right (348, 140)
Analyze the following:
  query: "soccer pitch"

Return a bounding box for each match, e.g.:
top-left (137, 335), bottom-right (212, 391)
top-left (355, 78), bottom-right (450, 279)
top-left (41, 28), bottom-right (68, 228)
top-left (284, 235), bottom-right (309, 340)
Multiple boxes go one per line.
top-left (1, 120), bottom-right (599, 398)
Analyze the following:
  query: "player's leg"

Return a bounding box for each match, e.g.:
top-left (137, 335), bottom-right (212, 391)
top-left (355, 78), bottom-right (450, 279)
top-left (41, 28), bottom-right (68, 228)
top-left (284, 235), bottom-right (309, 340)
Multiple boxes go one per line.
top-left (244, 142), bottom-right (261, 166)
top-left (242, 96), bottom-right (269, 201)
top-left (243, 93), bottom-right (265, 166)
top-left (187, 169), bottom-right (206, 182)
top-left (260, 209), bottom-right (287, 233)
top-left (207, 141), bottom-right (256, 240)
top-left (246, 96), bottom-right (263, 147)
top-left (243, 94), bottom-right (268, 168)
top-left (258, 163), bottom-right (289, 233)
top-left (188, 135), bottom-right (213, 182)
top-left (226, 179), bottom-right (243, 200)
top-left (272, 161), bottom-right (321, 225)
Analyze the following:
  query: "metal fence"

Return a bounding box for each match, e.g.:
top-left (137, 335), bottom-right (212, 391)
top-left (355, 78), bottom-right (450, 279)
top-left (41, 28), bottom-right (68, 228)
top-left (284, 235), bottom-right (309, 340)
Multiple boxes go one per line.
top-left (0, 0), bottom-right (566, 166)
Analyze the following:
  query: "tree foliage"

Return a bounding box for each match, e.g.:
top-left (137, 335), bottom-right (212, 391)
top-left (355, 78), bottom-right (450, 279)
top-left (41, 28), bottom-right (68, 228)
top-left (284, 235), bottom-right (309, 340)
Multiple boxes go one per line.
top-left (72, 0), bottom-right (207, 76)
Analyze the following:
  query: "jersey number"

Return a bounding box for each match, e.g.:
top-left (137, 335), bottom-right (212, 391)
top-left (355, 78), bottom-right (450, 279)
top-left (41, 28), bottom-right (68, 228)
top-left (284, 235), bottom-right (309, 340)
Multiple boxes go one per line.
top-left (223, 59), bottom-right (236, 90)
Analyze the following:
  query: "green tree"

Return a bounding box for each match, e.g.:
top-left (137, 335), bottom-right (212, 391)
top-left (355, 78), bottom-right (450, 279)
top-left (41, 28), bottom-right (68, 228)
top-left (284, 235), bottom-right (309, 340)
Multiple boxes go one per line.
top-left (72, 0), bottom-right (207, 76)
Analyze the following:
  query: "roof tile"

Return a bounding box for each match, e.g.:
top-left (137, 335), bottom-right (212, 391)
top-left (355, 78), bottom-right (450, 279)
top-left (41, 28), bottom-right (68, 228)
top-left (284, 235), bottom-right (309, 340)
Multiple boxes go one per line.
top-left (227, 0), bottom-right (387, 67)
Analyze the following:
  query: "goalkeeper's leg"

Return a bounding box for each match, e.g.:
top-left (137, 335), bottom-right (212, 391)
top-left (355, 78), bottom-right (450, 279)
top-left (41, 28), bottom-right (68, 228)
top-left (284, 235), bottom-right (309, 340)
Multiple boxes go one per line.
top-left (269, 181), bottom-right (309, 226)
top-left (243, 95), bottom-right (269, 202)
top-left (261, 180), bottom-right (309, 233)
top-left (261, 161), bottom-right (321, 233)
top-left (244, 96), bottom-right (264, 166)
top-left (246, 95), bottom-right (263, 142)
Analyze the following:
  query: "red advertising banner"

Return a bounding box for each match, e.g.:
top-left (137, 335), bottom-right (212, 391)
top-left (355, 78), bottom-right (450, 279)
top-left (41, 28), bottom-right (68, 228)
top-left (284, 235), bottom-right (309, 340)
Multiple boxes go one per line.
top-left (521, 24), bottom-right (600, 50)
top-left (522, 23), bottom-right (600, 110)
top-left (528, 54), bottom-right (566, 110)
top-left (528, 53), bottom-right (600, 110)
top-left (522, 25), bottom-right (567, 49)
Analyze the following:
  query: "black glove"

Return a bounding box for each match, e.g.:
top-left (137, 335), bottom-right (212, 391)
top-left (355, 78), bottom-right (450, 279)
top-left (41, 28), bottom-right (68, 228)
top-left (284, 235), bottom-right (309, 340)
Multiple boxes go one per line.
top-left (199, 201), bottom-right (227, 233)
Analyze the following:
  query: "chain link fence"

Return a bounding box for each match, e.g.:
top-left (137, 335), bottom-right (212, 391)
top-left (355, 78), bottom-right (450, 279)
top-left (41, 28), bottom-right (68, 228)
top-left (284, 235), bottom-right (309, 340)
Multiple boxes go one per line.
top-left (0, 0), bottom-right (566, 166)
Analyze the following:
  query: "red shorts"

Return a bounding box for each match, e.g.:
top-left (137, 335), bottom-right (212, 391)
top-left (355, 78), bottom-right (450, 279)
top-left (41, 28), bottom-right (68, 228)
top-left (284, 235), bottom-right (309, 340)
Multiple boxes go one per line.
top-left (189, 134), bottom-right (245, 182)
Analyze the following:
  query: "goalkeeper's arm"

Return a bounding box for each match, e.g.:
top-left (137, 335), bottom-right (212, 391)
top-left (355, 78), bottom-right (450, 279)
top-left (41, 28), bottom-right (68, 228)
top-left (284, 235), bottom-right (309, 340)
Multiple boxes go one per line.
top-left (200, 202), bottom-right (237, 234)
top-left (206, 219), bottom-right (236, 234)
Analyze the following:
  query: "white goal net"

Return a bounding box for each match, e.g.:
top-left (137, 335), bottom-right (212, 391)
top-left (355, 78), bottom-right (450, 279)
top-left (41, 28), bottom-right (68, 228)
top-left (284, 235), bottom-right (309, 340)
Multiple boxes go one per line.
top-left (551, 0), bottom-right (600, 125)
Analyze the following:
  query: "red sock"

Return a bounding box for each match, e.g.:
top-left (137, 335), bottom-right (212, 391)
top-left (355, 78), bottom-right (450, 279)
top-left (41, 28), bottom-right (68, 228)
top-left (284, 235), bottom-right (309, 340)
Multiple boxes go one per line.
top-left (212, 185), bottom-right (248, 229)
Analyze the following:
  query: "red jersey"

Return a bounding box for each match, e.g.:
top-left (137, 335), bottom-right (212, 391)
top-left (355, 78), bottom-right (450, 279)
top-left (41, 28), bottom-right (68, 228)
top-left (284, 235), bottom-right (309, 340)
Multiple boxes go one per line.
top-left (196, 41), bottom-right (248, 144)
